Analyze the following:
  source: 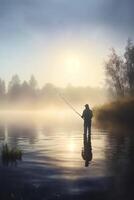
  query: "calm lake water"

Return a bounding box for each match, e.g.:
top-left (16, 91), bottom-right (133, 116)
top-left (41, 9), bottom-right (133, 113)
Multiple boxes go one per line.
top-left (0, 112), bottom-right (134, 200)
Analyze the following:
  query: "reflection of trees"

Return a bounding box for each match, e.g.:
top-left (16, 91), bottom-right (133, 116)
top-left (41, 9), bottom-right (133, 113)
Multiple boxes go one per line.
top-left (7, 123), bottom-right (37, 146)
top-left (105, 129), bottom-right (134, 199)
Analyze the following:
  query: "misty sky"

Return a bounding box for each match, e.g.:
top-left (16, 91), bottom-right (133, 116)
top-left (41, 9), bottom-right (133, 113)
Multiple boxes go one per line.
top-left (0, 0), bottom-right (134, 87)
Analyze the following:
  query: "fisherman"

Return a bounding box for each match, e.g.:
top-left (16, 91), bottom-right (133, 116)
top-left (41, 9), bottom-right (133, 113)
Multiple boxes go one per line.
top-left (81, 104), bottom-right (93, 135)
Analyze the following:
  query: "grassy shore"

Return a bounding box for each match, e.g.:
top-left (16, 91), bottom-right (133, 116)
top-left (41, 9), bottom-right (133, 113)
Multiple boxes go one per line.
top-left (94, 98), bottom-right (134, 127)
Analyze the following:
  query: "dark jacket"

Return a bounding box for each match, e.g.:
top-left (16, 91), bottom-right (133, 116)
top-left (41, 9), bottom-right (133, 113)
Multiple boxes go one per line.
top-left (82, 108), bottom-right (93, 123)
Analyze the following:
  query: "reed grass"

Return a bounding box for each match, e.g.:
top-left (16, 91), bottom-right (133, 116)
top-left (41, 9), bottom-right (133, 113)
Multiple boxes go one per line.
top-left (1, 144), bottom-right (22, 162)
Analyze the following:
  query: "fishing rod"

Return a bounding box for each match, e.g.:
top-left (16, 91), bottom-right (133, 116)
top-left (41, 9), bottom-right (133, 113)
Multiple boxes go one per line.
top-left (58, 92), bottom-right (81, 118)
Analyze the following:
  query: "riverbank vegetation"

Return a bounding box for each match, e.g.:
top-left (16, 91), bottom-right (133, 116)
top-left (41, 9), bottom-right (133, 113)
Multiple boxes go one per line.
top-left (1, 144), bottom-right (22, 164)
top-left (95, 97), bottom-right (134, 127)
top-left (95, 39), bottom-right (134, 127)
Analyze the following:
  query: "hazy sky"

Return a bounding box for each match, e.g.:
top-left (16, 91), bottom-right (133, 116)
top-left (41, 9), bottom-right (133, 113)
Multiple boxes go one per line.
top-left (0, 0), bottom-right (134, 87)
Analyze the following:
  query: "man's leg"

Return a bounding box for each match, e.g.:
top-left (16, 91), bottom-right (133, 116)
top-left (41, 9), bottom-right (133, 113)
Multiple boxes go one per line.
top-left (87, 121), bottom-right (91, 142)
top-left (84, 124), bottom-right (88, 147)
top-left (84, 123), bottom-right (87, 135)
top-left (88, 121), bottom-right (91, 134)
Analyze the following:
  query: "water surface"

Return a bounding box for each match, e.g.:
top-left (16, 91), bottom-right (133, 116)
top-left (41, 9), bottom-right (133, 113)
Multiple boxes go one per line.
top-left (0, 113), bottom-right (134, 199)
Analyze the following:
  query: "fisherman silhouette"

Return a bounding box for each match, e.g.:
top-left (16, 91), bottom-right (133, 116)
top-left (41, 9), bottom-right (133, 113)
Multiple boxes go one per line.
top-left (81, 133), bottom-right (92, 167)
top-left (81, 104), bottom-right (93, 135)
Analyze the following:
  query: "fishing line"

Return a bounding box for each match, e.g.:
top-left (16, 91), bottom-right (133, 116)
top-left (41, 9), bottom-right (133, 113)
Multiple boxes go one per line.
top-left (56, 90), bottom-right (81, 117)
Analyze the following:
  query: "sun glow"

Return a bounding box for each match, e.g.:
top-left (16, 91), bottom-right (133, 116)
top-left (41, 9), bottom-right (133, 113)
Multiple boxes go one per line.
top-left (39, 40), bottom-right (104, 87)
top-left (65, 56), bottom-right (81, 74)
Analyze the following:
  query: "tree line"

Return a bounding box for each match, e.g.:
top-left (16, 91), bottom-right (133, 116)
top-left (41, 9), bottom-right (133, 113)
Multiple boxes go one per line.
top-left (0, 75), bottom-right (107, 109)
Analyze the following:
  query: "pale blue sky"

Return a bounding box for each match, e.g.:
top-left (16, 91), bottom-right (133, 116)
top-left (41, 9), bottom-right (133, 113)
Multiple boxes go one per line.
top-left (0, 0), bottom-right (134, 87)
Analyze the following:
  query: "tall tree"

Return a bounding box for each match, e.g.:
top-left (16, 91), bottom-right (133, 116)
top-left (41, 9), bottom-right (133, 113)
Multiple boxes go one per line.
top-left (29, 75), bottom-right (37, 90)
top-left (124, 39), bottom-right (134, 96)
top-left (105, 49), bottom-right (125, 97)
top-left (21, 81), bottom-right (31, 97)
top-left (0, 79), bottom-right (6, 100)
top-left (8, 75), bottom-right (21, 100)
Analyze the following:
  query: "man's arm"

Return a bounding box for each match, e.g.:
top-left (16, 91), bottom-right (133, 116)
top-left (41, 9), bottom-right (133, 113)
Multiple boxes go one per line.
top-left (81, 111), bottom-right (84, 118)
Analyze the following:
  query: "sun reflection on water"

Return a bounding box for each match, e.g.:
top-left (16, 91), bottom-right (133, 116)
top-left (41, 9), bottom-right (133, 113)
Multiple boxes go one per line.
top-left (68, 137), bottom-right (76, 153)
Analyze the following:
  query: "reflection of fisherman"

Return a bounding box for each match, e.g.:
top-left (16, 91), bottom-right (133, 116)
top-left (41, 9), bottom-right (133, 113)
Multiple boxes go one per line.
top-left (81, 133), bottom-right (92, 167)
top-left (81, 104), bottom-right (93, 135)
